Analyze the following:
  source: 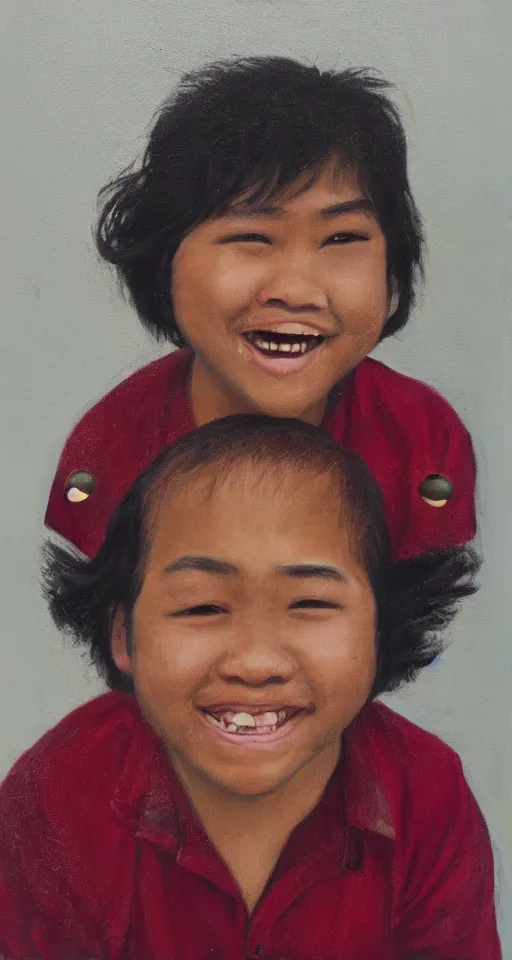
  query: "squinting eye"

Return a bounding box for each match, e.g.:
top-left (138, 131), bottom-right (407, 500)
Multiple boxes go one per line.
top-left (290, 599), bottom-right (341, 610)
top-left (324, 232), bottom-right (368, 245)
top-left (221, 233), bottom-right (271, 244)
top-left (172, 604), bottom-right (226, 617)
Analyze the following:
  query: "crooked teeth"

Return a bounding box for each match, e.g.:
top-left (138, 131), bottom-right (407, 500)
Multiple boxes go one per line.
top-left (253, 337), bottom-right (310, 356)
top-left (205, 708), bottom-right (290, 734)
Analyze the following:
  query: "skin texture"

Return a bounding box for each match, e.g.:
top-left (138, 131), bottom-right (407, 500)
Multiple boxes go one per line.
top-left (112, 463), bottom-right (377, 909)
top-left (171, 164), bottom-right (391, 425)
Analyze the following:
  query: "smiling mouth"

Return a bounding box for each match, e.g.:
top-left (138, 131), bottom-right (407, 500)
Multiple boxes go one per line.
top-left (244, 330), bottom-right (326, 358)
top-left (202, 706), bottom-right (303, 736)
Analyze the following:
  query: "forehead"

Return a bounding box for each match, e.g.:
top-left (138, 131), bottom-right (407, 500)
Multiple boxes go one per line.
top-left (145, 463), bottom-right (363, 576)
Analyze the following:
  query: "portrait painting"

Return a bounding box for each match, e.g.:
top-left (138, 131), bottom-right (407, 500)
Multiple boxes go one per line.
top-left (0, 0), bottom-right (510, 956)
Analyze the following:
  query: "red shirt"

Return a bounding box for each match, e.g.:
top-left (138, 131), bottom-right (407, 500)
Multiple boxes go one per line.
top-left (45, 349), bottom-right (476, 560)
top-left (0, 693), bottom-right (500, 960)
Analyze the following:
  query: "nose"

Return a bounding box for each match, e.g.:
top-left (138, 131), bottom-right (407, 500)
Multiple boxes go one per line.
top-left (256, 251), bottom-right (328, 313)
top-left (217, 619), bottom-right (298, 688)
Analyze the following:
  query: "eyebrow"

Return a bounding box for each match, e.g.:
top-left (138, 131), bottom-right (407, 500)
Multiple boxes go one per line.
top-left (163, 556), bottom-right (239, 577)
top-left (224, 198), bottom-right (375, 220)
top-left (280, 563), bottom-right (346, 583)
top-left (162, 556), bottom-right (346, 583)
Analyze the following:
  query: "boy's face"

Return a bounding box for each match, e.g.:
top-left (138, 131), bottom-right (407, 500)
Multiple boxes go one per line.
top-left (172, 163), bottom-right (389, 424)
top-left (114, 465), bottom-right (377, 799)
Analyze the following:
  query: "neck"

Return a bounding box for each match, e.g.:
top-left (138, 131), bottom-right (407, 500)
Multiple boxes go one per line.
top-left (190, 355), bottom-right (328, 427)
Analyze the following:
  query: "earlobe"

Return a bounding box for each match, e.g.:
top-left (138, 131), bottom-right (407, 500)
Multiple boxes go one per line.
top-left (111, 607), bottom-right (133, 676)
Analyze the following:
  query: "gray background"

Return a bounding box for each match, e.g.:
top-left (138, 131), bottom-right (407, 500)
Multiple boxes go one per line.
top-left (2, 0), bottom-right (511, 950)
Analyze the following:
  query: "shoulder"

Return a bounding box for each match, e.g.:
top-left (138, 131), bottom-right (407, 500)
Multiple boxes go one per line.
top-left (0, 693), bottom-right (145, 833)
top-left (357, 701), bottom-right (468, 833)
top-left (361, 700), bottom-right (460, 768)
top-left (344, 703), bottom-right (475, 884)
top-left (50, 348), bottom-right (191, 462)
top-left (0, 693), bottom-right (155, 935)
top-left (71, 348), bottom-right (189, 432)
top-left (328, 358), bottom-right (476, 557)
top-left (327, 357), bottom-right (473, 466)
top-left (353, 358), bottom-right (471, 437)
top-left (45, 348), bottom-right (193, 554)
top-left (359, 704), bottom-right (498, 948)
top-left (354, 701), bottom-right (464, 821)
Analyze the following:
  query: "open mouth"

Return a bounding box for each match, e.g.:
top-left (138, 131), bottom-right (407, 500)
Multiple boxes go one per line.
top-left (244, 330), bottom-right (326, 359)
top-left (202, 706), bottom-right (303, 736)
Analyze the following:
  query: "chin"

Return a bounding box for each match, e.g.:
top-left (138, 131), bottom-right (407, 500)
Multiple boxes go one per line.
top-left (218, 776), bottom-right (287, 799)
top-left (248, 392), bottom-right (323, 421)
top-left (210, 759), bottom-right (303, 799)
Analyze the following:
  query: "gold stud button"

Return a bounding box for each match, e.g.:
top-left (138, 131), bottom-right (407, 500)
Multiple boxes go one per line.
top-left (65, 471), bottom-right (95, 503)
top-left (419, 474), bottom-right (453, 508)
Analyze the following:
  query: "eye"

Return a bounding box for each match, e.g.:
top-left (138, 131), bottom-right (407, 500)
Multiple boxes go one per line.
top-left (290, 599), bottom-right (342, 610)
top-left (171, 604), bottom-right (227, 617)
top-left (220, 233), bottom-right (271, 245)
top-left (323, 232), bottom-right (368, 246)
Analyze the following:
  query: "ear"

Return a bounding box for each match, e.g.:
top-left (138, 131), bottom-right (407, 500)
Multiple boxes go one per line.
top-left (111, 606), bottom-right (133, 676)
top-left (387, 279), bottom-right (400, 319)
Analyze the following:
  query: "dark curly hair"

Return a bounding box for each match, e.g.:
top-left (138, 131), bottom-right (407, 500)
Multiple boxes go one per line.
top-left (42, 415), bottom-right (478, 697)
top-left (96, 56), bottom-right (424, 346)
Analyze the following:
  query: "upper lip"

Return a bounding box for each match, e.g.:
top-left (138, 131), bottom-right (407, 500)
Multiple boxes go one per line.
top-left (198, 702), bottom-right (310, 714)
top-left (240, 319), bottom-right (335, 338)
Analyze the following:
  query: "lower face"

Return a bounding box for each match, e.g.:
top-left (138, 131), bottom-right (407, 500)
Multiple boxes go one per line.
top-left (171, 164), bottom-right (390, 423)
top-left (121, 468), bottom-right (377, 799)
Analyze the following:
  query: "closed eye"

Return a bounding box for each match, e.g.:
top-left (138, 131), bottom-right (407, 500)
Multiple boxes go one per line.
top-left (171, 604), bottom-right (227, 617)
top-left (219, 233), bottom-right (271, 244)
top-left (290, 599), bottom-right (342, 610)
top-left (323, 232), bottom-right (368, 246)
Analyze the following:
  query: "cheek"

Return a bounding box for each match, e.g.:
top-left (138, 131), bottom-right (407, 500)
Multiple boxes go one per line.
top-left (171, 244), bottom-right (212, 318)
top-left (304, 620), bottom-right (377, 708)
top-left (327, 249), bottom-right (388, 316)
top-left (130, 618), bottom-right (204, 701)
top-left (215, 258), bottom-right (264, 298)
top-left (173, 246), bottom-right (262, 319)
top-left (327, 645), bottom-right (377, 700)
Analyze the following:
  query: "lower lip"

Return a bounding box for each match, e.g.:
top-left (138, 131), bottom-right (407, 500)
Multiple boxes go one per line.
top-left (198, 710), bottom-right (305, 749)
top-left (242, 337), bottom-right (327, 376)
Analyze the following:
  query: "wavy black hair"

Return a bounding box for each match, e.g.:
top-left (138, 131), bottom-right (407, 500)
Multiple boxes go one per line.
top-left (96, 56), bottom-right (424, 346)
top-left (42, 415), bottom-right (478, 697)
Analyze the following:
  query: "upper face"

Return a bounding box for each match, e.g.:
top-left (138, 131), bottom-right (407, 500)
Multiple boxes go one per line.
top-left (113, 465), bottom-right (377, 800)
top-left (172, 164), bottom-right (389, 424)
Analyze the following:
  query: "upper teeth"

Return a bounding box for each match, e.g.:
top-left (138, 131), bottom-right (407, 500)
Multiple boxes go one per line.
top-left (232, 712), bottom-right (257, 727)
top-left (253, 337), bottom-right (309, 355)
top-left (229, 710), bottom-right (281, 727)
top-left (206, 709), bottom-right (286, 732)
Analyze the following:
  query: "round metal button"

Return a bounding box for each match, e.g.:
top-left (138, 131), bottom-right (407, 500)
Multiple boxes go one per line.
top-left (65, 470), bottom-right (96, 503)
top-left (419, 474), bottom-right (453, 508)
